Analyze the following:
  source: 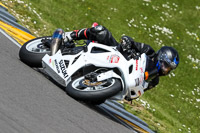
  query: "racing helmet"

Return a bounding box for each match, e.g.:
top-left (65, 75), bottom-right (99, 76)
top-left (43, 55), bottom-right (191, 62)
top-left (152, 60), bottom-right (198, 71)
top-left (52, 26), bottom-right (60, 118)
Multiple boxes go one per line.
top-left (156, 46), bottom-right (179, 75)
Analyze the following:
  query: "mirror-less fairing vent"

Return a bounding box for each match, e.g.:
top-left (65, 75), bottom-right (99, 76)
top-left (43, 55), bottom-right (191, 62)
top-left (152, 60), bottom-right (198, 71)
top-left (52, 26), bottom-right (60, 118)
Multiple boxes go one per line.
top-left (91, 47), bottom-right (110, 53)
top-left (129, 65), bottom-right (133, 74)
top-left (72, 54), bottom-right (81, 64)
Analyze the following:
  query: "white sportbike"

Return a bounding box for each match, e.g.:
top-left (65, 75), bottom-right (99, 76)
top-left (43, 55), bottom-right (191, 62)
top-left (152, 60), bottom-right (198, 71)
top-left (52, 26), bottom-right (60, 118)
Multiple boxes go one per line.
top-left (19, 36), bottom-right (149, 104)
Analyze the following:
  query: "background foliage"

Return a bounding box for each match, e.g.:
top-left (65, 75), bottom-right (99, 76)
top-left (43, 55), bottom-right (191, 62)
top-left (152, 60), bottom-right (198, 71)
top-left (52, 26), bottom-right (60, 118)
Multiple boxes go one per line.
top-left (2, 0), bottom-right (200, 132)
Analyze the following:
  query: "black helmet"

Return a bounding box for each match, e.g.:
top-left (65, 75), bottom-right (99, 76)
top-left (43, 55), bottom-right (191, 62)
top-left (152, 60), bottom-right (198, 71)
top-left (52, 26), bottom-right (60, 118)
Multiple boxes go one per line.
top-left (156, 46), bottom-right (179, 75)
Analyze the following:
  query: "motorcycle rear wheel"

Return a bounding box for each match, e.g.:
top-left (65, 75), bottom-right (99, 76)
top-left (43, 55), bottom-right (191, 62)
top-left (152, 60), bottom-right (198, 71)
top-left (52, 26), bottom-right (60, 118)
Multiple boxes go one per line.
top-left (19, 36), bottom-right (51, 67)
top-left (66, 76), bottom-right (122, 104)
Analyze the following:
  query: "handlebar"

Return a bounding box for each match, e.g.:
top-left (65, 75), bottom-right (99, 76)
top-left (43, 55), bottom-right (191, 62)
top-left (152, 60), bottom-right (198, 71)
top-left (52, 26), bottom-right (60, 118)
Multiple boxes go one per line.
top-left (127, 49), bottom-right (140, 60)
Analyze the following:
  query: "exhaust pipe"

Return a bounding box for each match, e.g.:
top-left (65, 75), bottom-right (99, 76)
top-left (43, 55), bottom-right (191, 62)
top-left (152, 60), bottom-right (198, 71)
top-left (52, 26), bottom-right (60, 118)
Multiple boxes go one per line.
top-left (50, 29), bottom-right (64, 55)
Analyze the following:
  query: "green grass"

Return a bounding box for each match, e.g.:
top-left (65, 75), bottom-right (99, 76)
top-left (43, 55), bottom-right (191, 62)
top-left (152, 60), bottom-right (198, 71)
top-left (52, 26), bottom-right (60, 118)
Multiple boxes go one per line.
top-left (2, 0), bottom-right (200, 132)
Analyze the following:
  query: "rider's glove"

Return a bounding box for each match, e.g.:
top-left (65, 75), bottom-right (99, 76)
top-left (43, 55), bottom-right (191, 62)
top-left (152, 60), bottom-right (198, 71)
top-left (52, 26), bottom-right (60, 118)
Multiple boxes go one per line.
top-left (63, 32), bottom-right (73, 42)
top-left (120, 36), bottom-right (132, 51)
top-left (127, 49), bottom-right (141, 60)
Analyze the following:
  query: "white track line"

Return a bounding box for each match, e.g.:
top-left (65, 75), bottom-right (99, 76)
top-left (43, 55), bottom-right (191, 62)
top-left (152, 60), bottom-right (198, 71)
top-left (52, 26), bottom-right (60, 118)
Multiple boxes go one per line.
top-left (0, 28), bottom-right (21, 48)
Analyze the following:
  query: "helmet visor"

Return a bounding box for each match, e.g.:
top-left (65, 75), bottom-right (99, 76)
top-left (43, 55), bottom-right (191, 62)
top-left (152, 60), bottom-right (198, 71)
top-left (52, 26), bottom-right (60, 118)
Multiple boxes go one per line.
top-left (159, 60), bottom-right (172, 75)
top-left (158, 53), bottom-right (178, 69)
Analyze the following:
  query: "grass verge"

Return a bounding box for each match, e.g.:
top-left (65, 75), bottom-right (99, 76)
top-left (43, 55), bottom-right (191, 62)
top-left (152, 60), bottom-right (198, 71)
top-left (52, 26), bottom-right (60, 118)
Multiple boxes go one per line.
top-left (2, 0), bottom-right (200, 132)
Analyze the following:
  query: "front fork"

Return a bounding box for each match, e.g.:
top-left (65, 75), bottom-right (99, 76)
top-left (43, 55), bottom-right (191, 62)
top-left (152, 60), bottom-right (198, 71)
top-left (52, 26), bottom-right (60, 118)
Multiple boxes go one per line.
top-left (50, 29), bottom-right (64, 55)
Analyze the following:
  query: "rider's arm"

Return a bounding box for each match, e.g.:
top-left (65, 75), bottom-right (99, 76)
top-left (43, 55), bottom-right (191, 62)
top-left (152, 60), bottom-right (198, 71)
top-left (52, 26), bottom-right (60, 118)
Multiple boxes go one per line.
top-left (144, 76), bottom-right (159, 91)
top-left (119, 36), bottom-right (156, 58)
top-left (132, 42), bottom-right (156, 58)
top-left (70, 25), bottom-right (119, 46)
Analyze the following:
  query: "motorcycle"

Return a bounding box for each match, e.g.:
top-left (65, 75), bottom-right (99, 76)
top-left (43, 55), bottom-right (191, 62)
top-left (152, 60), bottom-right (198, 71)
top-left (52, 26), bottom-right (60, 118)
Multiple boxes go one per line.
top-left (19, 30), bottom-right (149, 104)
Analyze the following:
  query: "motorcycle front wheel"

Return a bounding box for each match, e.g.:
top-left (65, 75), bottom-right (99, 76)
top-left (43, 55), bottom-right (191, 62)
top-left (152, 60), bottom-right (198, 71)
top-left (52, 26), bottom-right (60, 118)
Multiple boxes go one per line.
top-left (66, 76), bottom-right (122, 104)
top-left (19, 36), bottom-right (51, 67)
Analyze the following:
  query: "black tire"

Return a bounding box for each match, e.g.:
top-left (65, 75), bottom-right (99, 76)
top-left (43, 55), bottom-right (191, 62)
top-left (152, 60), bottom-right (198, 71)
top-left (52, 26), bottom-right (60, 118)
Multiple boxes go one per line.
top-left (66, 77), bottom-right (122, 104)
top-left (19, 36), bottom-right (51, 67)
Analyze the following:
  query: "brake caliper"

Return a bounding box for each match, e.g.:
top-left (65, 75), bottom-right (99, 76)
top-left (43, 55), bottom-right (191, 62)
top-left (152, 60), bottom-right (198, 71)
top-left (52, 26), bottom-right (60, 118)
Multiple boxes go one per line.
top-left (83, 72), bottom-right (102, 87)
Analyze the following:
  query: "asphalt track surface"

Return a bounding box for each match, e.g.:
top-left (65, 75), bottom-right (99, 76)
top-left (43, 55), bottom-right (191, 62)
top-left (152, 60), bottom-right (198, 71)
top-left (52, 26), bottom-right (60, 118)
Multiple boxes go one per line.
top-left (0, 31), bottom-right (132, 133)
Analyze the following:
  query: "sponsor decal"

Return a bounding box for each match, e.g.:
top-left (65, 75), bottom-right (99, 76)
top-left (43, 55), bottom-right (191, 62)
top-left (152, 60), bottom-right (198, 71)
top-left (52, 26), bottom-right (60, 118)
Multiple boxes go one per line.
top-left (59, 60), bottom-right (68, 78)
top-left (140, 67), bottom-right (143, 73)
top-left (54, 59), bottom-right (60, 73)
top-left (135, 78), bottom-right (139, 86)
top-left (49, 58), bottom-right (55, 67)
top-left (109, 55), bottom-right (120, 63)
top-left (107, 56), bottom-right (110, 60)
top-left (136, 60), bottom-right (138, 70)
top-left (139, 76), bottom-right (143, 84)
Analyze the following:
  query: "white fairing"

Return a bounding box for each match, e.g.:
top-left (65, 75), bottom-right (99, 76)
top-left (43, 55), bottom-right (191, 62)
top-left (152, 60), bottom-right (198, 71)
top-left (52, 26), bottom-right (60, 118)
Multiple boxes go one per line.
top-left (42, 42), bottom-right (149, 100)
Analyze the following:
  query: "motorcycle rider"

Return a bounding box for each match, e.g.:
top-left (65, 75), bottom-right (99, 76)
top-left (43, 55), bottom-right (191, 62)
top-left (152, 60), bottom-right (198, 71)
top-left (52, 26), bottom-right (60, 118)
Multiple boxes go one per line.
top-left (62, 23), bottom-right (179, 91)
